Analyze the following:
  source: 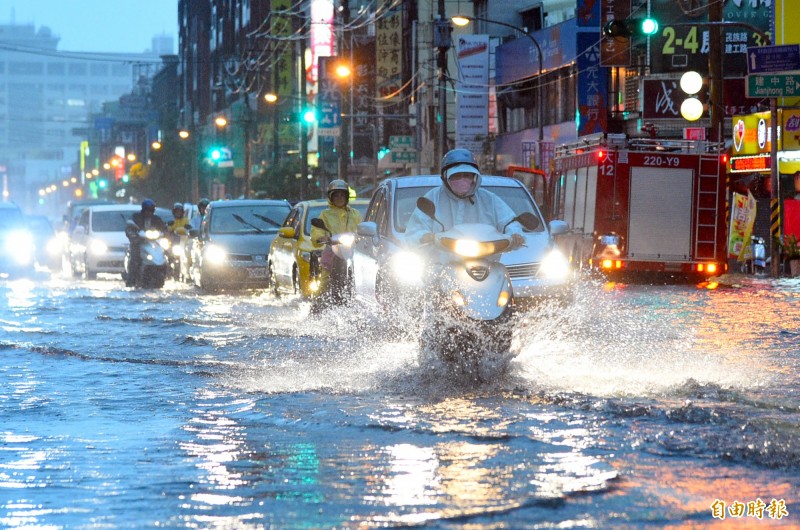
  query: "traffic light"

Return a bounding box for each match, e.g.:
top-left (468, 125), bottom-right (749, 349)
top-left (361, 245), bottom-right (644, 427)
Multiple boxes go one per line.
top-left (603, 17), bottom-right (658, 39)
top-left (302, 108), bottom-right (317, 124)
top-left (208, 147), bottom-right (222, 161)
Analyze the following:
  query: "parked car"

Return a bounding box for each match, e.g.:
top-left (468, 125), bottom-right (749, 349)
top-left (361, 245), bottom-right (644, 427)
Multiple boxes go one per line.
top-left (26, 215), bottom-right (63, 272)
top-left (352, 175), bottom-right (573, 316)
top-left (0, 202), bottom-right (36, 278)
top-left (189, 199), bottom-right (291, 290)
top-left (268, 198), bottom-right (370, 297)
top-left (68, 204), bottom-right (173, 279)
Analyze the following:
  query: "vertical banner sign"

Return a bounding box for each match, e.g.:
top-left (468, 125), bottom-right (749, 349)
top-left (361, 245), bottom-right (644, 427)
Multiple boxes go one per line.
top-left (309, 0), bottom-right (334, 84)
top-left (317, 56), bottom-right (341, 137)
top-left (577, 31), bottom-right (608, 137)
top-left (600, 0), bottom-right (632, 66)
top-left (352, 36), bottom-right (376, 160)
top-left (376, 11), bottom-right (403, 103)
top-left (455, 35), bottom-right (489, 153)
top-left (728, 191), bottom-right (757, 260)
top-left (271, 0), bottom-right (294, 97)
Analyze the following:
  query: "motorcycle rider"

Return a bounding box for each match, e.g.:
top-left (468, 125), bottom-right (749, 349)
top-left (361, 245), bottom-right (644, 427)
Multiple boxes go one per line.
top-left (126, 198), bottom-right (167, 286)
top-left (310, 179), bottom-right (362, 307)
top-left (405, 148), bottom-right (526, 249)
top-left (166, 202), bottom-right (192, 279)
top-left (190, 198), bottom-right (210, 230)
top-left (167, 202), bottom-right (192, 237)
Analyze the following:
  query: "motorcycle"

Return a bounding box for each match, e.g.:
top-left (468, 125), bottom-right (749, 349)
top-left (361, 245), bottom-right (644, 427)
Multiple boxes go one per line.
top-left (309, 218), bottom-right (355, 313)
top-left (123, 221), bottom-right (170, 288)
top-left (414, 197), bottom-right (539, 377)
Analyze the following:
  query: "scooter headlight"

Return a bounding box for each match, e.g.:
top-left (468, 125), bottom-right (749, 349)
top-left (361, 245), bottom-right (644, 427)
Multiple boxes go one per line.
top-left (205, 244), bottom-right (227, 265)
top-left (442, 238), bottom-right (510, 258)
top-left (89, 238), bottom-right (108, 255)
top-left (538, 249), bottom-right (571, 280)
top-left (337, 233), bottom-right (355, 247)
top-left (158, 237), bottom-right (171, 250)
top-left (390, 250), bottom-right (424, 286)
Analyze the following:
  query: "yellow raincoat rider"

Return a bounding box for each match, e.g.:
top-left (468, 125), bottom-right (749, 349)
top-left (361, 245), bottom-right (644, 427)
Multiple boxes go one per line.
top-left (310, 179), bottom-right (362, 300)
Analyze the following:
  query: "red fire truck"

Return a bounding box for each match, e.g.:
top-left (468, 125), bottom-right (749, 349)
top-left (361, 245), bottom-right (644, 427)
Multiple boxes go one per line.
top-left (512, 136), bottom-right (729, 280)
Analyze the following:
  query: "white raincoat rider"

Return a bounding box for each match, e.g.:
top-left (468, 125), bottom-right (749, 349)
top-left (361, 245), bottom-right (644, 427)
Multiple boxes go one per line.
top-left (404, 148), bottom-right (526, 249)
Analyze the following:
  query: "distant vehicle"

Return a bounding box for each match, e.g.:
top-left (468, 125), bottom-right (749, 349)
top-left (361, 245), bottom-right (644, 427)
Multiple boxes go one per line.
top-left (26, 215), bottom-right (63, 272)
top-left (189, 199), bottom-right (291, 290)
top-left (268, 198), bottom-right (370, 297)
top-left (549, 136), bottom-right (728, 280)
top-left (352, 175), bottom-right (572, 317)
top-left (0, 202), bottom-right (36, 278)
top-left (68, 204), bottom-right (173, 279)
top-left (62, 199), bottom-right (114, 232)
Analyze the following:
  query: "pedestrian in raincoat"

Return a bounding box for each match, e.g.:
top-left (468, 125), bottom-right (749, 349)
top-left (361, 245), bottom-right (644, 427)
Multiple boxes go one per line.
top-left (310, 179), bottom-right (362, 308)
top-left (405, 148), bottom-right (526, 248)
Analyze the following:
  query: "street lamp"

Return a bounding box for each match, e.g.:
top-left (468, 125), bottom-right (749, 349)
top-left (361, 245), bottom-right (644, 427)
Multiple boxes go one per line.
top-left (452, 14), bottom-right (544, 167)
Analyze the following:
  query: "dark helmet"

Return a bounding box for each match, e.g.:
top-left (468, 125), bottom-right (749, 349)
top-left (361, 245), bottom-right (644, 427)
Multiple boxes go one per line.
top-left (327, 179), bottom-right (350, 203)
top-left (197, 198), bottom-right (210, 210)
top-left (141, 198), bottom-right (156, 212)
top-left (440, 148), bottom-right (481, 199)
top-left (172, 202), bottom-right (184, 211)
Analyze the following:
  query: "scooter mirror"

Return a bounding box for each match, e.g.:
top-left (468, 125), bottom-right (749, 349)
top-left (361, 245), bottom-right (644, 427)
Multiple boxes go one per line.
top-left (516, 212), bottom-right (540, 231)
top-left (310, 218), bottom-right (327, 231)
top-left (416, 197), bottom-right (436, 219)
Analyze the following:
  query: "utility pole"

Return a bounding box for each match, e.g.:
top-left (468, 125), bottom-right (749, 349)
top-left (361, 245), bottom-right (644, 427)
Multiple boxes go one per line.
top-left (708, 1), bottom-right (724, 144)
top-left (434, 14), bottom-right (451, 164)
top-left (338, 0), bottom-right (351, 185)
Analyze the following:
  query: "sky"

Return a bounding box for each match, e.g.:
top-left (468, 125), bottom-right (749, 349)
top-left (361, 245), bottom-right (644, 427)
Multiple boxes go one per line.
top-left (2, 0), bottom-right (179, 53)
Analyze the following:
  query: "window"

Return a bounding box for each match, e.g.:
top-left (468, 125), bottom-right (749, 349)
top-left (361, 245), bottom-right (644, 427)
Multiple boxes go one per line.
top-left (47, 63), bottom-right (65, 75)
top-left (90, 64), bottom-right (109, 76)
top-left (68, 63), bottom-right (87, 76)
top-left (9, 62), bottom-right (44, 75)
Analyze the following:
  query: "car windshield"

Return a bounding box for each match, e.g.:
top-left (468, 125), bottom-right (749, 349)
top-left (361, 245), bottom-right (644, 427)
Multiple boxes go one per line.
top-left (0, 208), bottom-right (25, 229)
top-left (210, 205), bottom-right (290, 234)
top-left (27, 216), bottom-right (54, 234)
top-left (304, 202), bottom-right (369, 236)
top-left (393, 184), bottom-right (543, 232)
top-left (92, 211), bottom-right (136, 232)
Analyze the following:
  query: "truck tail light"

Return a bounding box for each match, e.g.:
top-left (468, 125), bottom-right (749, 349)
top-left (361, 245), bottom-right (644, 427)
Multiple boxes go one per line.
top-left (600, 259), bottom-right (623, 270)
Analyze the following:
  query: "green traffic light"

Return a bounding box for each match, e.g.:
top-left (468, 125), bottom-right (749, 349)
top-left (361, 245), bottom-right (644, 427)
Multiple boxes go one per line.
top-left (302, 109), bottom-right (317, 124)
top-left (210, 148), bottom-right (222, 161)
top-left (98, 179), bottom-right (108, 189)
top-left (641, 18), bottom-right (658, 36)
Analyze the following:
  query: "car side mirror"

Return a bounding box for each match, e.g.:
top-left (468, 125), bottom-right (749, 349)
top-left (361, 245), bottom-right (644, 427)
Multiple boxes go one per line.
top-left (357, 221), bottom-right (377, 238)
top-left (278, 226), bottom-right (295, 239)
top-left (549, 220), bottom-right (570, 236)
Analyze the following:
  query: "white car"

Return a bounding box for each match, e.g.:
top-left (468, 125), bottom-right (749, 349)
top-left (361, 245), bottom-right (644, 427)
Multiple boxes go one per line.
top-left (68, 204), bottom-right (172, 279)
top-left (352, 175), bottom-right (573, 316)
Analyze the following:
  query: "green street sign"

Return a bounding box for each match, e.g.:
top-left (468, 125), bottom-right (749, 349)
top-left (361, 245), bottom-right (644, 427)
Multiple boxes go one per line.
top-left (746, 74), bottom-right (800, 98)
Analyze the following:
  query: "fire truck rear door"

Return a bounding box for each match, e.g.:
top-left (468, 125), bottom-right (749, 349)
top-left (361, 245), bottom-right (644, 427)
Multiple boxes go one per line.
top-left (627, 167), bottom-right (693, 260)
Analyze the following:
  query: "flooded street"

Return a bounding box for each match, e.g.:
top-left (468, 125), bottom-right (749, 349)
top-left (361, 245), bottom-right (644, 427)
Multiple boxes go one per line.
top-left (1, 274), bottom-right (798, 528)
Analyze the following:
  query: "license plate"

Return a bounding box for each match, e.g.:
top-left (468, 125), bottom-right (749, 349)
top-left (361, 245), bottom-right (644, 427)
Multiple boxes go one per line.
top-left (247, 267), bottom-right (267, 278)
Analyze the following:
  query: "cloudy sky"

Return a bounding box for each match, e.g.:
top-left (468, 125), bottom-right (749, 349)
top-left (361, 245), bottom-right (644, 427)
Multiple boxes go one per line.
top-left (2, 0), bottom-right (179, 53)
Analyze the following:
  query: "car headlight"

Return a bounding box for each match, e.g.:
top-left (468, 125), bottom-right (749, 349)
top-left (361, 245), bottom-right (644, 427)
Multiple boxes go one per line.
top-left (45, 237), bottom-right (63, 256)
top-left (89, 239), bottom-right (108, 255)
top-left (538, 249), bottom-right (571, 280)
top-left (390, 250), bottom-right (424, 286)
top-left (6, 230), bottom-right (35, 264)
top-left (205, 244), bottom-right (227, 265)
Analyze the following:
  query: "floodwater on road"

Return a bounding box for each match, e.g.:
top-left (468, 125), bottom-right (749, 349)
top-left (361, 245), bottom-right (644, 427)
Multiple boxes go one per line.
top-left (0, 273), bottom-right (798, 528)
